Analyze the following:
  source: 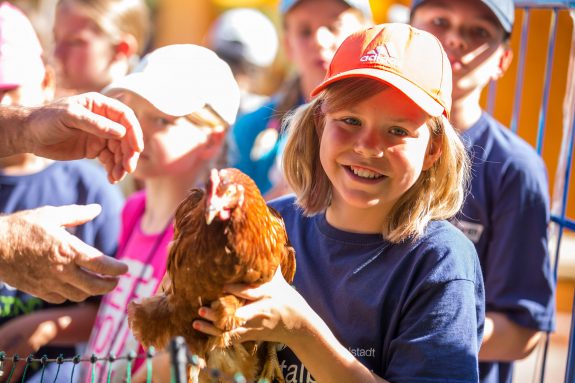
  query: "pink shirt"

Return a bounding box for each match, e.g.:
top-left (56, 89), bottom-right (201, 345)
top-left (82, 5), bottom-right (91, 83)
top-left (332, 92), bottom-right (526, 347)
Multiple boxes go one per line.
top-left (83, 191), bottom-right (174, 382)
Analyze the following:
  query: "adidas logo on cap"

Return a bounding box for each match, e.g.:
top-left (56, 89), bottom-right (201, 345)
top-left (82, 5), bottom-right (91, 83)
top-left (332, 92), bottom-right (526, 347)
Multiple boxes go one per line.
top-left (360, 44), bottom-right (398, 66)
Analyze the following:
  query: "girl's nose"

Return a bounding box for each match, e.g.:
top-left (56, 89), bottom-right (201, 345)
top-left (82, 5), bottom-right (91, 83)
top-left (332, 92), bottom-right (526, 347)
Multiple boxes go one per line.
top-left (354, 132), bottom-right (384, 158)
top-left (444, 28), bottom-right (467, 51)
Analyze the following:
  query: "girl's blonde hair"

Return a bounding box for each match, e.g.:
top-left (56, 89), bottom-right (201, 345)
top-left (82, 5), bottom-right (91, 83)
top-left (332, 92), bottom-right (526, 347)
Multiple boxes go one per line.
top-left (57, 0), bottom-right (151, 57)
top-left (282, 78), bottom-right (470, 243)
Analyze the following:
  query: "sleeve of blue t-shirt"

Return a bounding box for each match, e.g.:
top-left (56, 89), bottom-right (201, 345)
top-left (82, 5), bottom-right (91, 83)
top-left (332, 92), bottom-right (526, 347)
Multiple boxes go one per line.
top-left (482, 157), bottom-right (554, 331)
top-left (383, 234), bottom-right (484, 382)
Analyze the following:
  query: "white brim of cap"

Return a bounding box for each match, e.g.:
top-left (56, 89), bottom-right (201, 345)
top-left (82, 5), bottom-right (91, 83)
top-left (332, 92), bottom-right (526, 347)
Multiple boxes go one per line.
top-left (103, 72), bottom-right (205, 117)
top-left (310, 68), bottom-right (446, 118)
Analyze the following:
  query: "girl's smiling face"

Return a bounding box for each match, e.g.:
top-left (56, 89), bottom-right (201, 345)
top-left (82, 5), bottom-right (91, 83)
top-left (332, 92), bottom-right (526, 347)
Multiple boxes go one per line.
top-left (320, 84), bottom-right (439, 220)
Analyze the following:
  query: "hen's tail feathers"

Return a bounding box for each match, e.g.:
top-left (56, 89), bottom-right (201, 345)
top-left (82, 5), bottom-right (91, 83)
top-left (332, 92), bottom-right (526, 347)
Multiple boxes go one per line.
top-left (259, 342), bottom-right (285, 383)
top-left (127, 295), bottom-right (173, 349)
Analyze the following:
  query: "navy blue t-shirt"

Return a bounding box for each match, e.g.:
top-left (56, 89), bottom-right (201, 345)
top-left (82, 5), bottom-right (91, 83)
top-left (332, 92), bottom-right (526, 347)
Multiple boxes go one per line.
top-left (270, 195), bottom-right (485, 383)
top-left (454, 113), bottom-right (555, 383)
top-left (0, 160), bottom-right (124, 359)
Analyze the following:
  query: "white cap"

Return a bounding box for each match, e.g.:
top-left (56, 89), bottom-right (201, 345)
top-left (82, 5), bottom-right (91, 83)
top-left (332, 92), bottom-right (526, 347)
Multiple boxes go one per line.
top-left (0, 2), bottom-right (45, 90)
top-left (104, 44), bottom-right (241, 125)
top-left (209, 8), bottom-right (278, 68)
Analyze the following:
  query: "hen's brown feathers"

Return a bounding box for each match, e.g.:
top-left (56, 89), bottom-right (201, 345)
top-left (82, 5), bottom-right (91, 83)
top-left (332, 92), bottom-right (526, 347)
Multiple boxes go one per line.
top-left (128, 168), bottom-right (295, 382)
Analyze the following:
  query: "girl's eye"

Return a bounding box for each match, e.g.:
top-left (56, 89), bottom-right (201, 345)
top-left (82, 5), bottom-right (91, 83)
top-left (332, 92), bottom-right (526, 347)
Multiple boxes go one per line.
top-left (297, 26), bottom-right (312, 38)
top-left (155, 117), bottom-right (172, 127)
top-left (470, 26), bottom-right (490, 39)
top-left (342, 117), bottom-right (361, 126)
top-left (390, 126), bottom-right (408, 136)
top-left (431, 17), bottom-right (448, 28)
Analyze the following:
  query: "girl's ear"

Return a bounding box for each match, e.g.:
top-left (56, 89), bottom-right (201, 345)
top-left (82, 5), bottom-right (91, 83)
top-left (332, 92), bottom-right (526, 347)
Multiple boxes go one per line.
top-left (199, 128), bottom-right (226, 160)
top-left (492, 46), bottom-right (513, 81)
top-left (422, 135), bottom-right (442, 171)
top-left (114, 34), bottom-right (138, 59)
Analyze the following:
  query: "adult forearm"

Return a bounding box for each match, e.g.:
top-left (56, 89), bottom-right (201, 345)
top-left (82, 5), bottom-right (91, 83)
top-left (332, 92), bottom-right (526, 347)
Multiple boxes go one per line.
top-left (0, 214), bottom-right (17, 280)
top-left (288, 309), bottom-right (388, 383)
top-left (0, 105), bottom-right (33, 157)
top-left (479, 311), bottom-right (542, 361)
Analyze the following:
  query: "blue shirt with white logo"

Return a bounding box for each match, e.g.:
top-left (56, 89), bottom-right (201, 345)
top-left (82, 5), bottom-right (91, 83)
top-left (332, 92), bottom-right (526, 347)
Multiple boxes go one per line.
top-left (269, 195), bottom-right (484, 382)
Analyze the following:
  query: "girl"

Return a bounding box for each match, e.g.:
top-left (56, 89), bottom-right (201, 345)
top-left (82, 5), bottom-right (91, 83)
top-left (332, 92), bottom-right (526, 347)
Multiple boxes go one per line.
top-left (195, 23), bottom-right (485, 382)
top-left (53, 0), bottom-right (151, 95)
top-left (80, 44), bottom-right (240, 383)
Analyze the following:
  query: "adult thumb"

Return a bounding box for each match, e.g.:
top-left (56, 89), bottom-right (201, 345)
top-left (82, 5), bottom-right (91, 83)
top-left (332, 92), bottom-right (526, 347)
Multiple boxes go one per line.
top-left (56, 204), bottom-right (103, 227)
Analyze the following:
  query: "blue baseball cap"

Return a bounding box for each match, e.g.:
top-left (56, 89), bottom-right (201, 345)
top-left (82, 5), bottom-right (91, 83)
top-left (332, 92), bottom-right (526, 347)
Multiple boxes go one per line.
top-left (411, 0), bottom-right (514, 33)
top-left (280, 0), bottom-right (373, 21)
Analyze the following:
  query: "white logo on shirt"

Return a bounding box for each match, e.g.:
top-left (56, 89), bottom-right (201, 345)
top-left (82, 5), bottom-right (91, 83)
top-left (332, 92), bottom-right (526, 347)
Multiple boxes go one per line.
top-left (453, 220), bottom-right (484, 243)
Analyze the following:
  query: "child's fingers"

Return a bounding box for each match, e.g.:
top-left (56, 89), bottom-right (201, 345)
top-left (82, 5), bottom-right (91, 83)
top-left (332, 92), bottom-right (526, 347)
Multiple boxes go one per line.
top-left (192, 319), bottom-right (222, 336)
top-left (198, 306), bottom-right (217, 321)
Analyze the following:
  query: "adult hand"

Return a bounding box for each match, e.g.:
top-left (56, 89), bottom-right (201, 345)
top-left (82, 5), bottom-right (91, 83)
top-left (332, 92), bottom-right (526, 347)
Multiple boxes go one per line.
top-left (0, 204), bottom-right (128, 303)
top-left (23, 92), bottom-right (143, 183)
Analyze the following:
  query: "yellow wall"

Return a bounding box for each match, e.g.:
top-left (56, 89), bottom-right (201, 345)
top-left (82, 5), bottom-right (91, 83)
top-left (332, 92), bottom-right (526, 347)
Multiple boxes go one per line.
top-left (154, 0), bottom-right (216, 46)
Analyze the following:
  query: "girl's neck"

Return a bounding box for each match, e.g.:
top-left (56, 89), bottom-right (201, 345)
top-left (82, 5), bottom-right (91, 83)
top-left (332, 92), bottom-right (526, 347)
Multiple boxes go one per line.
top-left (140, 175), bottom-right (202, 234)
top-left (325, 199), bottom-right (390, 235)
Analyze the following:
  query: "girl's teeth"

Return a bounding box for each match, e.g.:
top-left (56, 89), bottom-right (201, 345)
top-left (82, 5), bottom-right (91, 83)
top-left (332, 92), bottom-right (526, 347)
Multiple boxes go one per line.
top-left (350, 166), bottom-right (381, 179)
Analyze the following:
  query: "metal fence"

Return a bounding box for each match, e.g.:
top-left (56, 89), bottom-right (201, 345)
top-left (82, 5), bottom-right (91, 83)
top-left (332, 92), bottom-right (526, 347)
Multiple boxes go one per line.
top-left (499, 1), bottom-right (575, 382)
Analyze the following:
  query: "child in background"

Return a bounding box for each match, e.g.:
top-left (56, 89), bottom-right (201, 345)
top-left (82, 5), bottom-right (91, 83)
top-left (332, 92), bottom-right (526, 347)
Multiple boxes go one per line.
top-left (53, 0), bottom-right (152, 196)
top-left (230, 0), bottom-right (373, 197)
top-left (0, 2), bottom-right (124, 381)
top-left (411, 1), bottom-right (555, 382)
top-left (207, 7), bottom-right (279, 117)
top-left (52, 0), bottom-right (151, 95)
top-left (195, 23), bottom-right (484, 382)
top-left (80, 44), bottom-right (240, 383)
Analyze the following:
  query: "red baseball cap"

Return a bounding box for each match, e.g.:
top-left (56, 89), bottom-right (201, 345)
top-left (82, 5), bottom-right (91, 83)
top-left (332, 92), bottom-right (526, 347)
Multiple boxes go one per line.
top-left (311, 23), bottom-right (452, 118)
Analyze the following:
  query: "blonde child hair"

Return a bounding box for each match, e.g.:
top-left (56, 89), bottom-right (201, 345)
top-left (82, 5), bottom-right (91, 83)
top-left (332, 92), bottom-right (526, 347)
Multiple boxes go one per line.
top-left (283, 77), bottom-right (470, 243)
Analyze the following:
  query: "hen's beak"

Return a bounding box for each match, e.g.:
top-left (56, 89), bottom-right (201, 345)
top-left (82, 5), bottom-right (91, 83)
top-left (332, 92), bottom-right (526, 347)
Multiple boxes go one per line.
top-left (206, 205), bottom-right (218, 225)
top-left (206, 194), bottom-right (225, 225)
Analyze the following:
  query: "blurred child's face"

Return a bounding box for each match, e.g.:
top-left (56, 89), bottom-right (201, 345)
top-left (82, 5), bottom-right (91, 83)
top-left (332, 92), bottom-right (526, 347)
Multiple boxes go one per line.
top-left (319, 85), bottom-right (438, 219)
top-left (283, 0), bottom-right (366, 97)
top-left (411, 0), bottom-right (512, 99)
top-left (115, 91), bottom-right (213, 179)
top-left (53, 3), bottom-right (117, 93)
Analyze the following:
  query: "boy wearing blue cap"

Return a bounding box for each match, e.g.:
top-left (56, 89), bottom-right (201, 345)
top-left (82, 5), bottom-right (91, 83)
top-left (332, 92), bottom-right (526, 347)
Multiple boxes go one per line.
top-left (411, 2), bottom-right (555, 383)
top-left (230, 0), bottom-right (373, 196)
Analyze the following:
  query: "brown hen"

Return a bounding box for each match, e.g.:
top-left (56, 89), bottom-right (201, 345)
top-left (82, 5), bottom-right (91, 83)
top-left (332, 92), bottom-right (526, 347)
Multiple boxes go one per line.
top-left (127, 168), bottom-right (296, 382)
